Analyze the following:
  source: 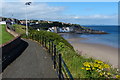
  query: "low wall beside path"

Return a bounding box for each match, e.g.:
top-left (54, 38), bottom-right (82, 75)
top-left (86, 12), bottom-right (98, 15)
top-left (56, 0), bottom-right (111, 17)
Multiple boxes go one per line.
top-left (1, 25), bottom-right (28, 71)
top-left (6, 26), bottom-right (19, 37)
top-left (1, 25), bottom-right (21, 54)
top-left (2, 36), bottom-right (21, 55)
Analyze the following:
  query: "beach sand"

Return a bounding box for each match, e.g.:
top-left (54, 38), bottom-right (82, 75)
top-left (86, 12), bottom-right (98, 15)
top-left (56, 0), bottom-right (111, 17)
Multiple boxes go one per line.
top-left (66, 38), bottom-right (119, 68)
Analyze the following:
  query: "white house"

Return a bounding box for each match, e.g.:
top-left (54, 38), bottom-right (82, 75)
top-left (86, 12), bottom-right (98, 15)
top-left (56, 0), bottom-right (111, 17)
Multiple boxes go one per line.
top-left (37, 29), bottom-right (40, 31)
top-left (36, 22), bottom-right (39, 24)
top-left (47, 27), bottom-right (54, 32)
top-left (59, 27), bottom-right (73, 32)
top-left (47, 27), bottom-right (74, 33)
top-left (0, 21), bottom-right (6, 24)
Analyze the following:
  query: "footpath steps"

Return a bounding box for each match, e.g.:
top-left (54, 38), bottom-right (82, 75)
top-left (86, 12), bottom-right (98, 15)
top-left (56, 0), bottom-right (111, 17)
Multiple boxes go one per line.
top-left (2, 39), bottom-right (57, 78)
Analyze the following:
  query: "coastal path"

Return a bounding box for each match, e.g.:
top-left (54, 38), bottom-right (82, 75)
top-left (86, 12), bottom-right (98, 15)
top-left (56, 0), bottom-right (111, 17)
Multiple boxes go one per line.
top-left (2, 39), bottom-right (57, 78)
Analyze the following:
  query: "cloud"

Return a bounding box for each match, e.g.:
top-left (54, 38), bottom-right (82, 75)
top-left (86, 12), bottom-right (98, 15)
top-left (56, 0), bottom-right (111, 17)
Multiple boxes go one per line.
top-left (3, 0), bottom-right (120, 2)
top-left (1, 2), bottom-right (118, 25)
top-left (19, 0), bottom-right (34, 2)
top-left (72, 14), bottom-right (117, 19)
top-left (2, 2), bottom-right (64, 19)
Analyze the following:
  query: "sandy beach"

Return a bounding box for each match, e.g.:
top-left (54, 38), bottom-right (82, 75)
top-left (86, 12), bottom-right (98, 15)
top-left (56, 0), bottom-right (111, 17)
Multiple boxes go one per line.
top-left (66, 38), bottom-right (119, 68)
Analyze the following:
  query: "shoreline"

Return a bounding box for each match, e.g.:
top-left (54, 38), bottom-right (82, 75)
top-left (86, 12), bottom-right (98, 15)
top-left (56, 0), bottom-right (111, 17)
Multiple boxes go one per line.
top-left (66, 38), bottom-right (119, 68)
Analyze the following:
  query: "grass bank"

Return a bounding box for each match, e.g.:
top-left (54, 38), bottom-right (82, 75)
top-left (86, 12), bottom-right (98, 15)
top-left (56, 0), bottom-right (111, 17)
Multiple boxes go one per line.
top-left (0, 24), bottom-right (14, 44)
top-left (28, 30), bottom-right (120, 79)
top-left (13, 24), bottom-right (26, 35)
top-left (14, 24), bottom-right (120, 79)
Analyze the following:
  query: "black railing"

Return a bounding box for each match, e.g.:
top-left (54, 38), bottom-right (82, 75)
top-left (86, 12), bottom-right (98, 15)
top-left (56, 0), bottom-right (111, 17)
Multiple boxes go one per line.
top-left (28, 34), bottom-right (74, 80)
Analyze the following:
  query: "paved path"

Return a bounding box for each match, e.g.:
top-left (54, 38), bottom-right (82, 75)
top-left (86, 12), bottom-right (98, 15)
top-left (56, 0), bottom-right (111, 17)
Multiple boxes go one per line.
top-left (2, 39), bottom-right (57, 78)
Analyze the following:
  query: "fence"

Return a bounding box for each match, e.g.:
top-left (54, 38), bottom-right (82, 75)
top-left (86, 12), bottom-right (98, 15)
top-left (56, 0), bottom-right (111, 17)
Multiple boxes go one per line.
top-left (28, 34), bottom-right (74, 80)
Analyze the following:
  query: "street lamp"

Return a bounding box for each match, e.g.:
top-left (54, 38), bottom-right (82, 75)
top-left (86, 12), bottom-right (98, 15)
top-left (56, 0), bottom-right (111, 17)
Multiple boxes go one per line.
top-left (25, 2), bottom-right (32, 36)
top-left (11, 14), bottom-right (14, 25)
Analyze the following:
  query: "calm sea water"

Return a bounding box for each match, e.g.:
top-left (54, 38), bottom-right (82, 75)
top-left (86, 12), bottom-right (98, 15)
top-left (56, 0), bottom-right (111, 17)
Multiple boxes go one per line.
top-left (61, 25), bottom-right (119, 48)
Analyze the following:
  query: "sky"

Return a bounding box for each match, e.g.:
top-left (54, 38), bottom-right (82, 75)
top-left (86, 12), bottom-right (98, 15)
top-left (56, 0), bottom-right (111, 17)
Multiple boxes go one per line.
top-left (0, 0), bottom-right (119, 25)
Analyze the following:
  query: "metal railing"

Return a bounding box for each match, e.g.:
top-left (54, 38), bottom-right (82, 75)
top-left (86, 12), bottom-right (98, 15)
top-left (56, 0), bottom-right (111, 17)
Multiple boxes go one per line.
top-left (28, 34), bottom-right (74, 80)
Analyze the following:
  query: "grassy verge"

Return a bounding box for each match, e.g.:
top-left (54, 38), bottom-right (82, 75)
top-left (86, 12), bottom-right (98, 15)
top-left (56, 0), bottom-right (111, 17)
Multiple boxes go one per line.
top-left (28, 30), bottom-right (120, 79)
top-left (13, 24), bottom-right (120, 79)
top-left (0, 24), bottom-right (14, 44)
top-left (13, 24), bottom-right (26, 35)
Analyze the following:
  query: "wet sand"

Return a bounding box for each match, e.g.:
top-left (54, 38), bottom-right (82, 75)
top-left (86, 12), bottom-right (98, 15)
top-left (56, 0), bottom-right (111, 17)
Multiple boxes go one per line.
top-left (66, 38), bottom-right (119, 68)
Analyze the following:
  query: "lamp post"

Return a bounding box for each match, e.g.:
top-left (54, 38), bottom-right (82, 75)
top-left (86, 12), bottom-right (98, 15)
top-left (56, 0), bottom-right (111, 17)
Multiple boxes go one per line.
top-left (25, 2), bottom-right (32, 36)
top-left (11, 14), bottom-right (14, 25)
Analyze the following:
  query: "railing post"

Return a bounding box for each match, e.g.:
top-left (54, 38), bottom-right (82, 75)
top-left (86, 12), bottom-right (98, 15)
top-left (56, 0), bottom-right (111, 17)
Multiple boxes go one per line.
top-left (59, 53), bottom-right (62, 80)
top-left (44, 37), bottom-right (46, 47)
top-left (38, 35), bottom-right (40, 42)
top-left (45, 37), bottom-right (46, 48)
top-left (32, 34), bottom-right (34, 39)
top-left (29, 33), bottom-right (31, 39)
top-left (51, 41), bottom-right (53, 56)
top-left (42, 36), bottom-right (44, 47)
top-left (42, 36), bottom-right (43, 46)
top-left (54, 45), bottom-right (56, 69)
top-left (34, 34), bottom-right (36, 40)
top-left (43, 36), bottom-right (44, 46)
top-left (36, 34), bottom-right (38, 41)
top-left (36, 34), bottom-right (37, 40)
top-left (48, 40), bottom-right (51, 53)
top-left (40, 35), bottom-right (42, 44)
top-left (31, 34), bottom-right (33, 39)
top-left (33, 34), bottom-right (35, 40)
top-left (37, 34), bottom-right (39, 41)
top-left (30, 34), bottom-right (31, 39)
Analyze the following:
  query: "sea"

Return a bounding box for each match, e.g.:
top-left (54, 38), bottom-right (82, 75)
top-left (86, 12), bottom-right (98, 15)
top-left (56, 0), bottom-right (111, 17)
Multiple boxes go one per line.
top-left (60, 25), bottom-right (119, 48)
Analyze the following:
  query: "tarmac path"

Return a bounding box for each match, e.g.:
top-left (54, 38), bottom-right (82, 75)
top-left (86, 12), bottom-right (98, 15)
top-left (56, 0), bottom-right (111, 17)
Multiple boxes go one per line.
top-left (2, 39), bottom-right (57, 78)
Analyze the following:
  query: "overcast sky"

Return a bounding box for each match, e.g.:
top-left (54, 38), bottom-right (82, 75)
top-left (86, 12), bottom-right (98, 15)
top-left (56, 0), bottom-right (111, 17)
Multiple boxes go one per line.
top-left (1, 0), bottom-right (119, 25)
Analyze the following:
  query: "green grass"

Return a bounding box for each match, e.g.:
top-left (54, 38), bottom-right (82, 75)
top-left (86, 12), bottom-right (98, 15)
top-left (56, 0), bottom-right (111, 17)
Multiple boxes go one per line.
top-left (13, 24), bottom-right (26, 34)
top-left (28, 30), bottom-right (120, 79)
top-left (0, 24), bottom-right (14, 44)
top-left (18, 24), bottom-right (119, 78)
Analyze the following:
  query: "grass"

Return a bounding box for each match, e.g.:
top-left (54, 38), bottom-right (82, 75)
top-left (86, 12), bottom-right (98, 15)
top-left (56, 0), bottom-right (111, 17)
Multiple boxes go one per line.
top-left (14, 24), bottom-right (120, 78)
top-left (28, 30), bottom-right (120, 79)
top-left (0, 24), bottom-right (14, 44)
top-left (56, 40), bottom-right (119, 78)
top-left (13, 24), bottom-right (26, 34)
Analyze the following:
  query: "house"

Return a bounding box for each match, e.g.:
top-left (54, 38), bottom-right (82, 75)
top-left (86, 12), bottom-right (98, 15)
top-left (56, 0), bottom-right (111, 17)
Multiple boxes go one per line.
top-left (37, 29), bottom-right (40, 31)
top-left (47, 27), bottom-right (58, 33)
top-left (48, 21), bottom-right (53, 23)
top-left (20, 21), bottom-right (26, 24)
top-left (0, 21), bottom-right (6, 24)
top-left (59, 27), bottom-right (68, 32)
top-left (58, 27), bottom-right (74, 32)
top-left (47, 27), bottom-right (54, 32)
top-left (36, 22), bottom-right (39, 24)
